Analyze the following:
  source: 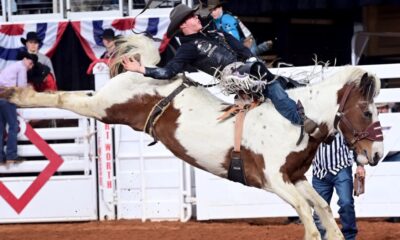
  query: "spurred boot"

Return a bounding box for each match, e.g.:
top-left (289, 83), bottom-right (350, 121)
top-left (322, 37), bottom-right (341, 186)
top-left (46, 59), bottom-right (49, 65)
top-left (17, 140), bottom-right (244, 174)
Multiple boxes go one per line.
top-left (304, 117), bottom-right (318, 134)
top-left (297, 100), bottom-right (318, 134)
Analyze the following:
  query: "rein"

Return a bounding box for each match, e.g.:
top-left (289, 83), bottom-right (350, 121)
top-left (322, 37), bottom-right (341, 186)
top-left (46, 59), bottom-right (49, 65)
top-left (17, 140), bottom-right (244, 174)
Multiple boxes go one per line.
top-left (332, 83), bottom-right (383, 146)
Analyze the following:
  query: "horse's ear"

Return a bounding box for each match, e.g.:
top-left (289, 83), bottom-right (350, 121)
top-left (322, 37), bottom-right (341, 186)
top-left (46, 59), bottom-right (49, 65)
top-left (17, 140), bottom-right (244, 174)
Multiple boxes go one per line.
top-left (359, 72), bottom-right (375, 102)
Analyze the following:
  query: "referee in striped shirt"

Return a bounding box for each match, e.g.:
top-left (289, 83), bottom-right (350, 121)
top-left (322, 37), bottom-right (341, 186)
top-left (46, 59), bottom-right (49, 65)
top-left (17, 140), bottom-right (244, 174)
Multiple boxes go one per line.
top-left (312, 133), bottom-right (365, 240)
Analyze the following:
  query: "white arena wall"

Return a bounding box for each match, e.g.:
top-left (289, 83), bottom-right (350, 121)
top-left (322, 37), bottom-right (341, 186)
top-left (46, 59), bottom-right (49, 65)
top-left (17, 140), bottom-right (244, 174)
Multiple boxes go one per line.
top-left (0, 63), bottom-right (399, 223)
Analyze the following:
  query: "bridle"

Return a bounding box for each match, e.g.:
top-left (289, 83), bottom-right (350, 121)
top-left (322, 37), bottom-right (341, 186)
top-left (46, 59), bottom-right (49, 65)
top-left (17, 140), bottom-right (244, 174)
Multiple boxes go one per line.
top-left (332, 83), bottom-right (383, 146)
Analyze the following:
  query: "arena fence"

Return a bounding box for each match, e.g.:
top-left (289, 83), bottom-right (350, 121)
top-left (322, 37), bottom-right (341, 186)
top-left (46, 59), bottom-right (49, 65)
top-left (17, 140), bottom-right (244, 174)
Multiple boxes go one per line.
top-left (0, 107), bottom-right (97, 223)
top-left (0, 63), bottom-right (398, 223)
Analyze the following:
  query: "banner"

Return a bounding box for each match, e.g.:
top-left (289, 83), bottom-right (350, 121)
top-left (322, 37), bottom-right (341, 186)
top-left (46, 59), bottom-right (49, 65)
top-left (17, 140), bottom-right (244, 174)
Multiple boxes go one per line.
top-left (0, 21), bottom-right (68, 70)
top-left (71, 16), bottom-right (170, 61)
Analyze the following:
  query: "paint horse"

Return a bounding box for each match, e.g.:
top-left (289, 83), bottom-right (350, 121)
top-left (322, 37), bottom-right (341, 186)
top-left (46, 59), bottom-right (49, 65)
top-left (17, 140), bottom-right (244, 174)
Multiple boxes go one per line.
top-left (0, 35), bottom-right (384, 240)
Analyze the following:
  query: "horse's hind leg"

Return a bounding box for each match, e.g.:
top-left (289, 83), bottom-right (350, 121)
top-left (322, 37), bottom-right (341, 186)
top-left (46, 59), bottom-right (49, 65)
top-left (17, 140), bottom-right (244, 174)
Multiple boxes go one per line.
top-left (269, 176), bottom-right (321, 240)
top-left (4, 87), bottom-right (105, 120)
top-left (294, 179), bottom-right (344, 240)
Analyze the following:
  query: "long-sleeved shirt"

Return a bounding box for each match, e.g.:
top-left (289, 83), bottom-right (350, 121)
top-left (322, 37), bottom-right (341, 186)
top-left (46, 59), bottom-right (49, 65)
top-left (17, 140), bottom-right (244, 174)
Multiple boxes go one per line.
top-left (144, 31), bottom-right (252, 79)
top-left (0, 61), bottom-right (29, 87)
top-left (312, 133), bottom-right (354, 179)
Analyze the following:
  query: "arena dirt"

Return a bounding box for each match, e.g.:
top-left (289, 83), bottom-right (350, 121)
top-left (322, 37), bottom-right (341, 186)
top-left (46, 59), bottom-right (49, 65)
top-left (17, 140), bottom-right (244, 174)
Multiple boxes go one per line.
top-left (0, 218), bottom-right (399, 240)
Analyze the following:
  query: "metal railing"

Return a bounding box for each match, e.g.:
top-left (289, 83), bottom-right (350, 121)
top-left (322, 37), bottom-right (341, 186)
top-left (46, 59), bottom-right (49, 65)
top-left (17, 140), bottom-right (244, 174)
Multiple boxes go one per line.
top-left (0, 0), bottom-right (193, 22)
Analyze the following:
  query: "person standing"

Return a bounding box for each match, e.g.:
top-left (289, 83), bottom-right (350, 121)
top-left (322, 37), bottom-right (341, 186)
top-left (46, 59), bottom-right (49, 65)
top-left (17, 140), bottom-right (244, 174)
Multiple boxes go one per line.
top-left (100, 28), bottom-right (117, 59)
top-left (20, 31), bottom-right (57, 91)
top-left (312, 133), bottom-right (365, 240)
top-left (0, 52), bottom-right (37, 164)
top-left (21, 32), bottom-right (55, 77)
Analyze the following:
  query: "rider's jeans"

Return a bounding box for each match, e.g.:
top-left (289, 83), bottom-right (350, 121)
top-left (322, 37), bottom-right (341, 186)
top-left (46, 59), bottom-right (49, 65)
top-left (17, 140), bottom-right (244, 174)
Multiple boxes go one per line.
top-left (312, 166), bottom-right (358, 240)
top-left (263, 80), bottom-right (302, 125)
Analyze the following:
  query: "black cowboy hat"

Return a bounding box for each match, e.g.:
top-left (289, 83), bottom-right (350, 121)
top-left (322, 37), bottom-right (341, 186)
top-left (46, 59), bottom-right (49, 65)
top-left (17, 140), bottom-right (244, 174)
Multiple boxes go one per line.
top-left (207, 0), bottom-right (226, 11)
top-left (166, 4), bottom-right (199, 38)
top-left (20, 32), bottom-right (42, 45)
top-left (18, 51), bottom-right (38, 65)
top-left (101, 28), bottom-right (115, 40)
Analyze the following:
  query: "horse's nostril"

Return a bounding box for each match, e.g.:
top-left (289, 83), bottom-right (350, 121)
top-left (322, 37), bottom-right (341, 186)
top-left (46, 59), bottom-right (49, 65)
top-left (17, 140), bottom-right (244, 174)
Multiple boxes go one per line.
top-left (373, 152), bottom-right (381, 165)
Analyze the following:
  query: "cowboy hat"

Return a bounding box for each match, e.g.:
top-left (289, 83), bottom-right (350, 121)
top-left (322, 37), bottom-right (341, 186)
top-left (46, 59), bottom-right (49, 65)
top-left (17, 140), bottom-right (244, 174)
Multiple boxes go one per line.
top-left (20, 32), bottom-right (42, 45)
top-left (207, 0), bottom-right (226, 11)
top-left (101, 28), bottom-right (116, 40)
top-left (166, 4), bottom-right (199, 38)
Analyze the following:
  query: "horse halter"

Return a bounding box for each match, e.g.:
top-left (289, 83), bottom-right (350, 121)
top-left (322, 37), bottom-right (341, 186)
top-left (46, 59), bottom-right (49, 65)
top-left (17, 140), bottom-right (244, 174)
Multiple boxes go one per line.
top-left (333, 83), bottom-right (383, 146)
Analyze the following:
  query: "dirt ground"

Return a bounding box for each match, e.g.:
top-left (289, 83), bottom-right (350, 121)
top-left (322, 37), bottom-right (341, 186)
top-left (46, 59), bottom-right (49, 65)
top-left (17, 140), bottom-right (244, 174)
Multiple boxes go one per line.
top-left (0, 218), bottom-right (399, 240)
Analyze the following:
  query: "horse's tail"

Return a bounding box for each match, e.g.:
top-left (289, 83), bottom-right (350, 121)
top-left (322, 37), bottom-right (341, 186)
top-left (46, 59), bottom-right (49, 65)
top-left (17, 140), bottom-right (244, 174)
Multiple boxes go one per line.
top-left (109, 35), bottom-right (161, 78)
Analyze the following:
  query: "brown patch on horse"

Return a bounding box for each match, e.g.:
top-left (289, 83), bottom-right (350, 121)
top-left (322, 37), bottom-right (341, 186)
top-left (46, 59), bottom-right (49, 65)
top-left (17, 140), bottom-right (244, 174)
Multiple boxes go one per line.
top-left (222, 147), bottom-right (267, 188)
top-left (102, 94), bottom-right (163, 130)
top-left (280, 124), bottom-right (329, 184)
top-left (102, 93), bottom-right (203, 169)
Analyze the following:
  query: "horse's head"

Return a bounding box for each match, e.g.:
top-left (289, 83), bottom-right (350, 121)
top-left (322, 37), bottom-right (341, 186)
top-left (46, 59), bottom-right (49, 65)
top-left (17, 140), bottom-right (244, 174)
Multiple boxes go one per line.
top-left (110, 34), bottom-right (161, 77)
top-left (335, 70), bottom-right (383, 166)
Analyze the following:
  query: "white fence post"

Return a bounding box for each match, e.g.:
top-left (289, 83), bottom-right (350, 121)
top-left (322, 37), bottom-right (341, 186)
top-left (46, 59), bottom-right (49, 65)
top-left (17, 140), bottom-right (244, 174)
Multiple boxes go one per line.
top-left (93, 63), bottom-right (117, 220)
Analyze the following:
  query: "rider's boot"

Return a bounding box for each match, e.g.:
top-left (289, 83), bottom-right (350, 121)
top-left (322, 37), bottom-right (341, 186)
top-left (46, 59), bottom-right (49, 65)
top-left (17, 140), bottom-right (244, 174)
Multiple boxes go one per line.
top-left (297, 100), bottom-right (323, 138)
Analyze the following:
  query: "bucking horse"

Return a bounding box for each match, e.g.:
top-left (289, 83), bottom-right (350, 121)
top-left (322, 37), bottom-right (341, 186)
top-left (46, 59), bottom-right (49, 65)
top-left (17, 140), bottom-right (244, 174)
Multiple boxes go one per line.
top-left (0, 34), bottom-right (384, 240)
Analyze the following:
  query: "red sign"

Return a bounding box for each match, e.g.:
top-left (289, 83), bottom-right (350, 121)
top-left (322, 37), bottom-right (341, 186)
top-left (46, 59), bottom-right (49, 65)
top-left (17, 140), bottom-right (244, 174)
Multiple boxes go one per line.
top-left (0, 122), bottom-right (63, 213)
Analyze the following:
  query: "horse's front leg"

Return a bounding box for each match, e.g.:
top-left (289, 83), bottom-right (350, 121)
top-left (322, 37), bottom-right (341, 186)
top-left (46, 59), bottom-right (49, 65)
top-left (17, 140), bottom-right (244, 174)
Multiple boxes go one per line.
top-left (294, 179), bottom-right (344, 240)
top-left (268, 174), bottom-right (321, 240)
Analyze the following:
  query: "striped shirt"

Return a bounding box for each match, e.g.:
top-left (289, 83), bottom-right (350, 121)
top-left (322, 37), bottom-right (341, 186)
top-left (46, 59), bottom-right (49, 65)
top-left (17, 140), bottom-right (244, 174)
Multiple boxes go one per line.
top-left (312, 133), bottom-right (354, 179)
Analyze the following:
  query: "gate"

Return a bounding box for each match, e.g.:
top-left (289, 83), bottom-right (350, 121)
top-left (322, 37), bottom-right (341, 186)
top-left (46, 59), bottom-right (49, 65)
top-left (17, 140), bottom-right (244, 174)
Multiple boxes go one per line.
top-left (0, 108), bottom-right (97, 223)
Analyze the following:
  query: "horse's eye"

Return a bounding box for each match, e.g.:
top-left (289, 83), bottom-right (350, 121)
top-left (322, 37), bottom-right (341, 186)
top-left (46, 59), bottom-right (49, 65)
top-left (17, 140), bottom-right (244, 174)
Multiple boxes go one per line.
top-left (363, 111), bottom-right (372, 119)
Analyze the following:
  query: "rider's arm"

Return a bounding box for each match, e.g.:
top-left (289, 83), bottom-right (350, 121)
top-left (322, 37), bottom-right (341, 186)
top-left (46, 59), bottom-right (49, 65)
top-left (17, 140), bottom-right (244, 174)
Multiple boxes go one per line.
top-left (123, 43), bottom-right (197, 80)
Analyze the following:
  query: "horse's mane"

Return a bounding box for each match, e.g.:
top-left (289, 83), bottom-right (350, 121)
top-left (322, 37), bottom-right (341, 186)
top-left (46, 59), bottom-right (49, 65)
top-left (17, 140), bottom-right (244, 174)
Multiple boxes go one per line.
top-left (110, 34), bottom-right (161, 77)
top-left (306, 66), bottom-right (381, 98)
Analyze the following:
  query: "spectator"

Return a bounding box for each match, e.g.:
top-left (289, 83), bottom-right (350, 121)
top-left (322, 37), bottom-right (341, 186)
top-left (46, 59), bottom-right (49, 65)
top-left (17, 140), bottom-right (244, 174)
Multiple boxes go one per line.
top-left (20, 31), bottom-right (57, 91)
top-left (206, 0), bottom-right (273, 56)
top-left (28, 62), bottom-right (57, 92)
top-left (100, 28), bottom-right (117, 59)
top-left (376, 103), bottom-right (390, 114)
top-left (312, 133), bottom-right (364, 240)
top-left (0, 52), bottom-right (37, 165)
top-left (21, 32), bottom-right (55, 77)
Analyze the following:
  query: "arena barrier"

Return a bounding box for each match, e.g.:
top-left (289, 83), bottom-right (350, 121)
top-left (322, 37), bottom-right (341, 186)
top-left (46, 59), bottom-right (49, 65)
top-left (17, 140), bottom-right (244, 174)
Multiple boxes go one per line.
top-left (0, 107), bottom-right (97, 223)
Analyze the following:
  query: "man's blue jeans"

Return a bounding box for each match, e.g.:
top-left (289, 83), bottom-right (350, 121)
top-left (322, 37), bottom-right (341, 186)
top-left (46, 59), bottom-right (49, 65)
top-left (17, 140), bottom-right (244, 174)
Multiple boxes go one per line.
top-left (263, 80), bottom-right (302, 125)
top-left (312, 166), bottom-right (358, 240)
top-left (0, 99), bottom-right (18, 162)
